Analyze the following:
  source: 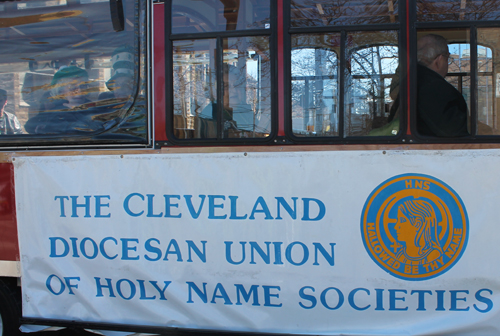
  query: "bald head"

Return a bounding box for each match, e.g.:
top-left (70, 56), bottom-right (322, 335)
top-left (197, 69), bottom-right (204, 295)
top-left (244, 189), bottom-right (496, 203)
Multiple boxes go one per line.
top-left (417, 34), bottom-right (450, 77)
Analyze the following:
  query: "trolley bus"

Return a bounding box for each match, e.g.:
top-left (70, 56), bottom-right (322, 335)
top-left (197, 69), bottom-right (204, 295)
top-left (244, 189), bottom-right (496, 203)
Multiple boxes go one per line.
top-left (0, 0), bottom-right (500, 334)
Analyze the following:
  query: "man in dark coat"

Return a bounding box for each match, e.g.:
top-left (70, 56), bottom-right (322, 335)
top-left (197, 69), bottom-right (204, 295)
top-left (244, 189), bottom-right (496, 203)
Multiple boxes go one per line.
top-left (417, 34), bottom-right (469, 137)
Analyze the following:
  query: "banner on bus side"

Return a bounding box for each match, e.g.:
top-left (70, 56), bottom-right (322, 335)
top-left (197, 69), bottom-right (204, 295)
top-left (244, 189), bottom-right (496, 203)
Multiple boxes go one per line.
top-left (13, 150), bottom-right (500, 335)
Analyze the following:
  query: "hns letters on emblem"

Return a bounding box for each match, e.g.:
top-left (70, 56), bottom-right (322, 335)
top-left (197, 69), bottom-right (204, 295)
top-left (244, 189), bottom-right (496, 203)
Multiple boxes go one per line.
top-left (361, 174), bottom-right (468, 281)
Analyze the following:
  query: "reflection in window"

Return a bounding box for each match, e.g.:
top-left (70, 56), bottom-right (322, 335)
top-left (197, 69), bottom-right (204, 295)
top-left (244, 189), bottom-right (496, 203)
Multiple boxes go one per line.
top-left (173, 40), bottom-right (216, 139)
top-left (477, 28), bottom-right (500, 135)
top-left (172, 0), bottom-right (270, 34)
top-left (291, 0), bottom-right (398, 27)
top-left (417, 0), bottom-right (500, 22)
top-left (345, 31), bottom-right (399, 136)
top-left (291, 34), bottom-right (339, 136)
top-left (223, 37), bottom-right (271, 138)
top-left (173, 37), bottom-right (271, 139)
top-left (0, 0), bottom-right (146, 141)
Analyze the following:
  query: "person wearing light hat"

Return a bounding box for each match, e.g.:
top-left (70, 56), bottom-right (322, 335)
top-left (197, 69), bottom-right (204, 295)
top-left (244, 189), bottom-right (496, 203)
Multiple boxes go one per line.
top-left (0, 89), bottom-right (23, 135)
top-left (40, 65), bottom-right (92, 112)
top-left (99, 45), bottom-right (135, 101)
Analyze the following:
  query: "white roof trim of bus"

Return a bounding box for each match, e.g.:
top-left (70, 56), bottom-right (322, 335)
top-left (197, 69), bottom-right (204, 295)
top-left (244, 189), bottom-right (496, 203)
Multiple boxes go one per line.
top-left (0, 260), bottom-right (20, 277)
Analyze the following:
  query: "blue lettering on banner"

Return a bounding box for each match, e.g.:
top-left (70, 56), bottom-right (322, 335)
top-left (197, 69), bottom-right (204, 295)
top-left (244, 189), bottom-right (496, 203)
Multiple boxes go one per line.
top-left (48, 190), bottom-right (496, 320)
top-left (49, 237), bottom-right (207, 263)
top-left (225, 241), bottom-right (335, 266)
top-left (186, 282), bottom-right (282, 307)
top-left (94, 278), bottom-right (171, 300)
top-left (44, 271), bottom-right (495, 313)
top-left (297, 286), bottom-right (493, 313)
top-left (49, 237), bottom-right (335, 266)
top-left (55, 195), bottom-right (111, 218)
top-left (46, 274), bottom-right (80, 295)
top-left (122, 194), bottom-right (325, 221)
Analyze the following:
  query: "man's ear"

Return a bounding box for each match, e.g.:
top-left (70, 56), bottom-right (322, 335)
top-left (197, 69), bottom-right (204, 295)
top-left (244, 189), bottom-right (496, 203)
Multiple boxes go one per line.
top-left (428, 55), bottom-right (442, 73)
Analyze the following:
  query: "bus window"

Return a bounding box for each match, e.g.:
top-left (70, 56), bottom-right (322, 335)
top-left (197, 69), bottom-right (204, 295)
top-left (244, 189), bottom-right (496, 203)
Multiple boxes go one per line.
top-left (447, 42), bottom-right (472, 108)
top-left (173, 39), bottom-right (217, 139)
top-left (0, 0), bottom-right (147, 144)
top-left (477, 29), bottom-right (499, 135)
top-left (223, 37), bottom-right (271, 138)
top-left (173, 37), bottom-right (271, 139)
top-left (291, 31), bottom-right (399, 138)
top-left (290, 0), bottom-right (399, 27)
top-left (288, 0), bottom-right (401, 141)
top-left (446, 40), bottom-right (473, 134)
top-left (417, 0), bottom-right (500, 22)
top-left (415, 28), bottom-right (500, 137)
top-left (345, 31), bottom-right (399, 136)
top-left (291, 34), bottom-right (339, 137)
top-left (169, 0), bottom-right (273, 142)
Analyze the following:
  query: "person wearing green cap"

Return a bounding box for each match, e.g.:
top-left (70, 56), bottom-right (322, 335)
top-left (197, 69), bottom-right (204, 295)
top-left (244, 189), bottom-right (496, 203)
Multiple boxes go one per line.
top-left (25, 66), bottom-right (95, 134)
top-left (39, 65), bottom-right (92, 112)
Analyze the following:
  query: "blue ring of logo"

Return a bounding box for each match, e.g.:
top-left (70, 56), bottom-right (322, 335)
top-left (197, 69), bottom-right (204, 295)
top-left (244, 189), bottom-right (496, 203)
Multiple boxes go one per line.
top-left (361, 173), bottom-right (468, 281)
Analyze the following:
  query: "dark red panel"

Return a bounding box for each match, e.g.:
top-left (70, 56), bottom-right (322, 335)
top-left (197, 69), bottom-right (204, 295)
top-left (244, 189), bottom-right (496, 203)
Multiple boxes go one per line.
top-left (0, 163), bottom-right (19, 261)
top-left (154, 3), bottom-right (167, 141)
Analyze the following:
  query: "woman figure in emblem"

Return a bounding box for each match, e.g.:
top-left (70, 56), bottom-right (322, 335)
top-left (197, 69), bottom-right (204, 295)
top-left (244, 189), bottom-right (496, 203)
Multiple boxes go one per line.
top-left (394, 199), bottom-right (443, 264)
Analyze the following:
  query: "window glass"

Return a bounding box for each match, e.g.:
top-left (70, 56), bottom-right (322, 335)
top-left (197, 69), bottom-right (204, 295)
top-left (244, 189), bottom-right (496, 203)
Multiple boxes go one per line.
top-left (173, 39), bottom-right (217, 139)
top-left (173, 37), bottom-right (271, 139)
top-left (172, 0), bottom-right (270, 34)
top-left (477, 28), bottom-right (500, 135)
top-left (446, 42), bottom-right (471, 120)
top-left (417, 0), bottom-right (500, 22)
top-left (290, 0), bottom-right (399, 27)
top-left (345, 31), bottom-right (399, 137)
top-left (291, 34), bottom-right (339, 137)
top-left (223, 37), bottom-right (271, 138)
top-left (0, 0), bottom-right (147, 142)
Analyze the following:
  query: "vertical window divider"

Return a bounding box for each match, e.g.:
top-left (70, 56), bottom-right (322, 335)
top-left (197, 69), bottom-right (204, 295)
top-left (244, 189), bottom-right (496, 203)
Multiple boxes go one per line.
top-left (470, 26), bottom-right (478, 137)
top-left (216, 36), bottom-right (224, 140)
top-left (408, 0), bottom-right (417, 137)
top-left (165, 0), bottom-right (173, 141)
top-left (339, 30), bottom-right (346, 139)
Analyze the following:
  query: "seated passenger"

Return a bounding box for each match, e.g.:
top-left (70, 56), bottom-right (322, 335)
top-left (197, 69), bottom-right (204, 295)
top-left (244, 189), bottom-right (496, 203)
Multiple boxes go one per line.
top-left (39, 66), bottom-right (92, 112)
top-left (99, 45), bottom-right (135, 102)
top-left (25, 66), bottom-right (100, 135)
top-left (0, 89), bottom-right (23, 135)
top-left (416, 34), bottom-right (468, 137)
top-left (370, 35), bottom-right (469, 137)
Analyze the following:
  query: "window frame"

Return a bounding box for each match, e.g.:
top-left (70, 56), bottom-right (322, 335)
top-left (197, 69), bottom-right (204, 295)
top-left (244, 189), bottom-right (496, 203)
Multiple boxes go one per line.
top-left (284, 0), bottom-right (407, 144)
top-left (0, 0), bottom-right (151, 149)
top-left (409, 0), bottom-right (500, 143)
top-left (165, 0), bottom-right (278, 145)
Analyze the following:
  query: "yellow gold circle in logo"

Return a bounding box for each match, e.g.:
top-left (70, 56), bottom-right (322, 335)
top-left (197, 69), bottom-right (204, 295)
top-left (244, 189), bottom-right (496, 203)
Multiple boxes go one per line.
top-left (361, 174), bottom-right (468, 281)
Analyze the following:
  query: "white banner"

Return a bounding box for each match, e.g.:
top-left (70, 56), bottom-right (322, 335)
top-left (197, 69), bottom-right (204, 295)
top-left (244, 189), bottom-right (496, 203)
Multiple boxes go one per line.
top-left (13, 150), bottom-right (500, 335)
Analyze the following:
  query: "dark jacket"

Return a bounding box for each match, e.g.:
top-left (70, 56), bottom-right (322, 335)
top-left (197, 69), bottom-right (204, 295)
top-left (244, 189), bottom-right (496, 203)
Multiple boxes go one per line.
top-left (417, 64), bottom-right (469, 137)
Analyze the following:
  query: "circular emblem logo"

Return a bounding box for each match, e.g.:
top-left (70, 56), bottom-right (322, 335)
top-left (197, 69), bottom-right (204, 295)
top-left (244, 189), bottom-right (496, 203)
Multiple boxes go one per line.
top-left (361, 174), bottom-right (468, 281)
